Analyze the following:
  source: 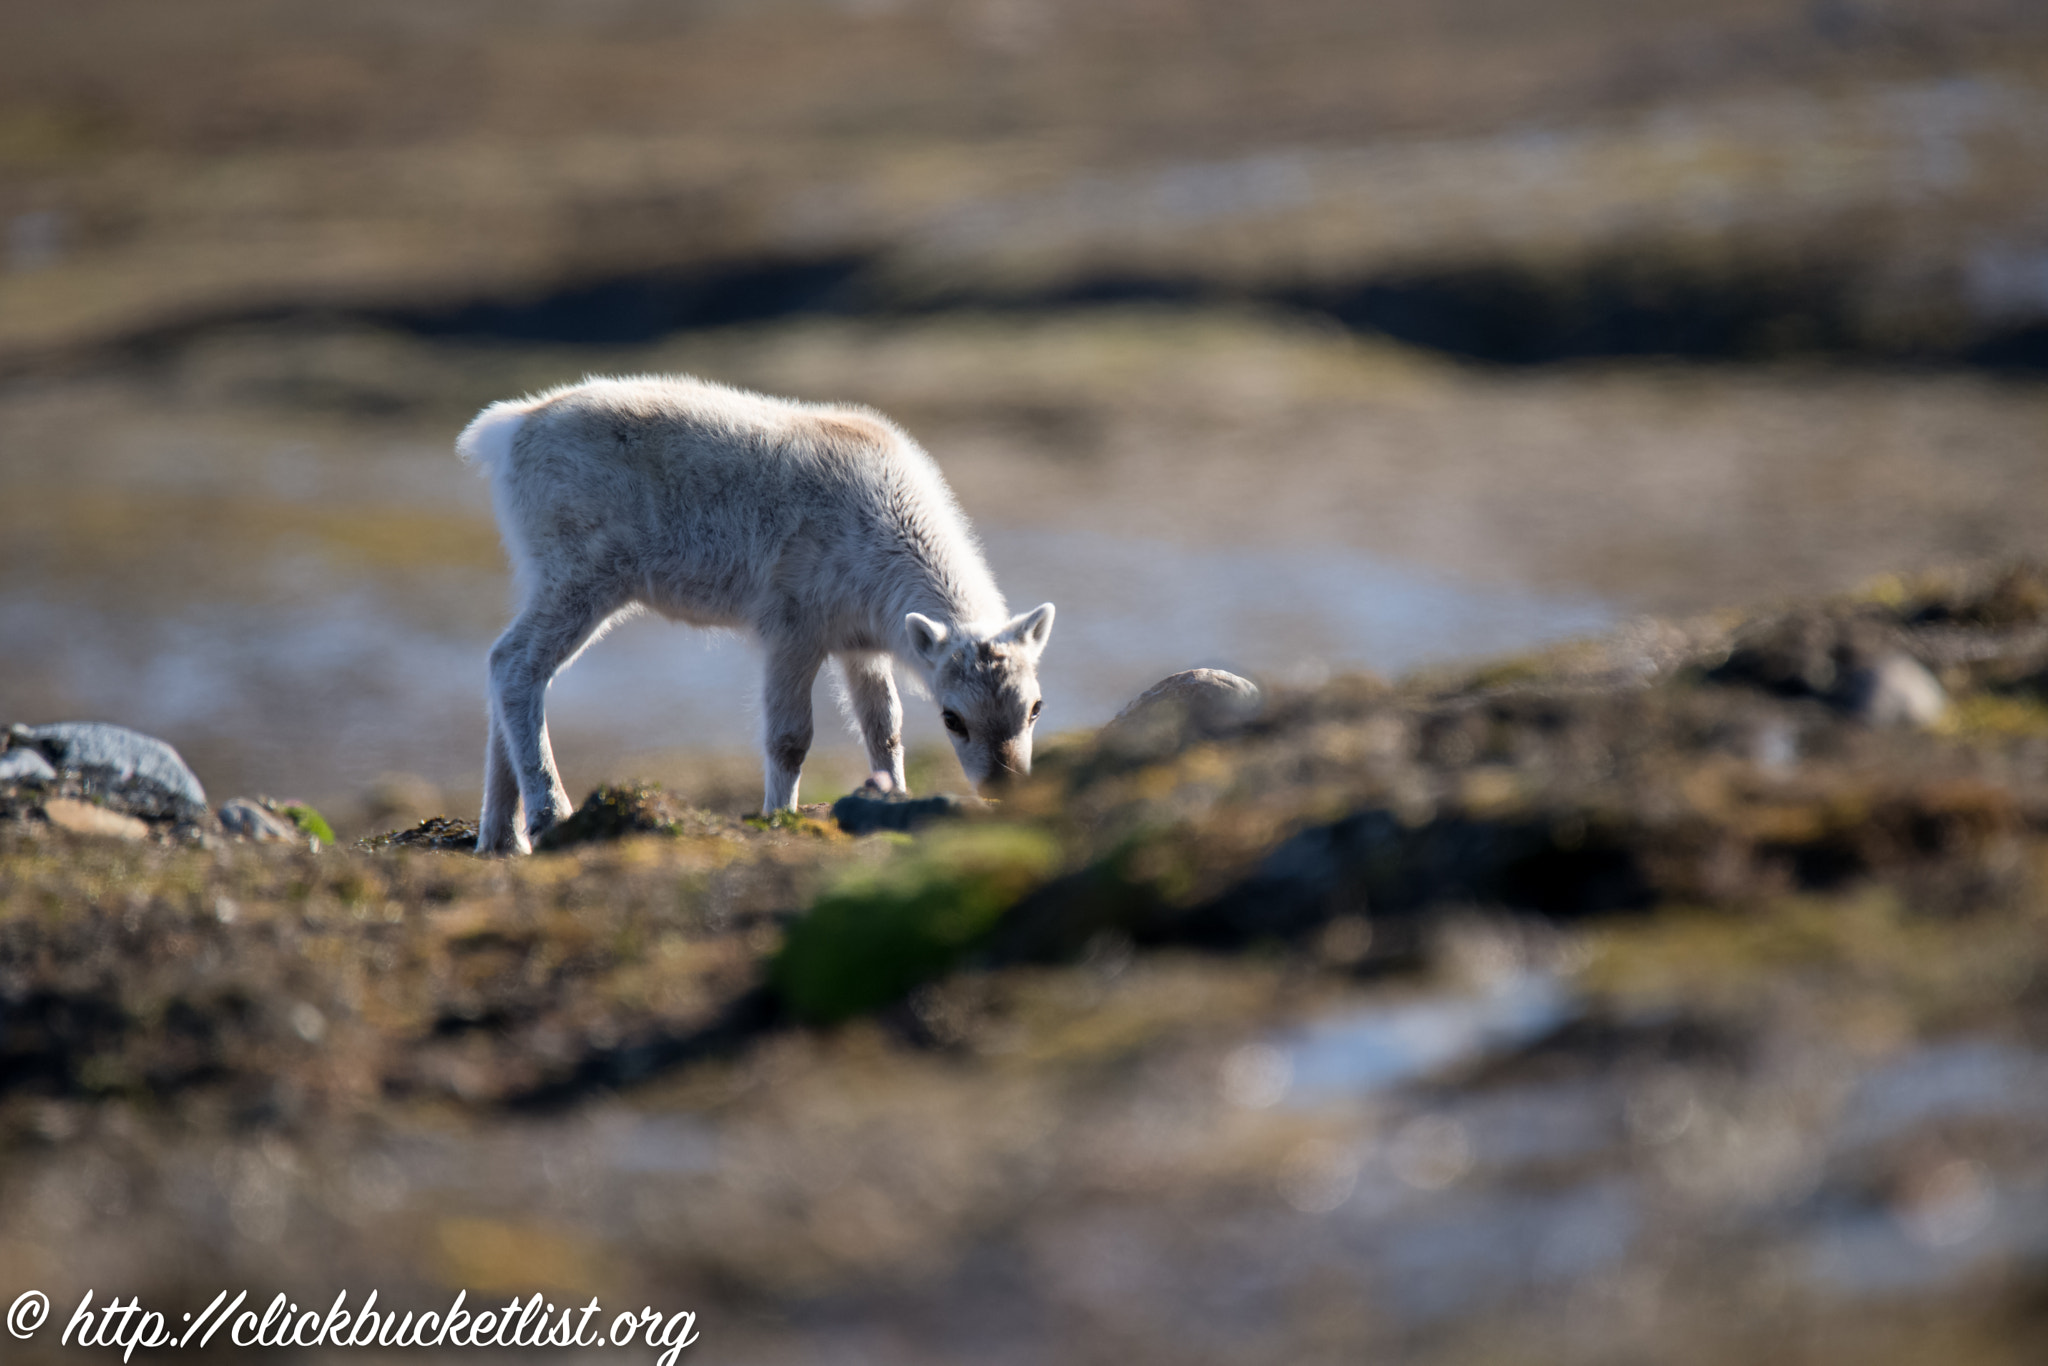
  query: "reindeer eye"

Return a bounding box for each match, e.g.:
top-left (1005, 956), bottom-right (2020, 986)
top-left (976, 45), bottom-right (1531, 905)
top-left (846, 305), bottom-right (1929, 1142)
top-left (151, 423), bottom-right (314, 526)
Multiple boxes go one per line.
top-left (942, 710), bottom-right (969, 739)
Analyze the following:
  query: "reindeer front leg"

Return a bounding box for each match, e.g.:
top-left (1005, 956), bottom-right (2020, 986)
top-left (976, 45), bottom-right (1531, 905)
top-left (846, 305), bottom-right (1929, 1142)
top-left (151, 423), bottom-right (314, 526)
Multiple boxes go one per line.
top-left (761, 642), bottom-right (825, 812)
top-left (841, 651), bottom-right (907, 794)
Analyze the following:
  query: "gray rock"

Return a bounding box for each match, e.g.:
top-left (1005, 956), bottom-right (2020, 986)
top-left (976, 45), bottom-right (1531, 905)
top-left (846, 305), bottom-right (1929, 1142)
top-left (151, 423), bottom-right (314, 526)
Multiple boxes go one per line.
top-left (1113, 668), bottom-right (1263, 728)
top-left (0, 746), bottom-right (57, 785)
top-left (833, 789), bottom-right (983, 835)
top-left (218, 798), bottom-right (299, 842)
top-left (1841, 652), bottom-right (1949, 728)
top-left (1100, 668), bottom-right (1264, 757)
top-left (8, 721), bottom-right (207, 806)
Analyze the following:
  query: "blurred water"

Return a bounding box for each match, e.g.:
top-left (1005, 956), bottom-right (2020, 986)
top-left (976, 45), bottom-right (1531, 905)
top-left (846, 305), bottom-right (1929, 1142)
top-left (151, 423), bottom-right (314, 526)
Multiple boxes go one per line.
top-left (982, 528), bottom-right (1612, 721)
top-left (2, 521), bottom-right (1611, 809)
top-left (1267, 971), bottom-right (1576, 1108)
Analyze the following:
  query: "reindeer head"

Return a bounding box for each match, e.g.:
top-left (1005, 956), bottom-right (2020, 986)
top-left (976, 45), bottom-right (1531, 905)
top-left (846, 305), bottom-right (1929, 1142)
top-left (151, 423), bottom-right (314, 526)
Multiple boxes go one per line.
top-left (904, 603), bottom-right (1055, 794)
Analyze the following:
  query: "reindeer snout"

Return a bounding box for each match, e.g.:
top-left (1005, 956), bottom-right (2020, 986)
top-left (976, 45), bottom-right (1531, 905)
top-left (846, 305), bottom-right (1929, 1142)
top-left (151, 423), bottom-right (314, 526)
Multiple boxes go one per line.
top-left (979, 744), bottom-right (1030, 793)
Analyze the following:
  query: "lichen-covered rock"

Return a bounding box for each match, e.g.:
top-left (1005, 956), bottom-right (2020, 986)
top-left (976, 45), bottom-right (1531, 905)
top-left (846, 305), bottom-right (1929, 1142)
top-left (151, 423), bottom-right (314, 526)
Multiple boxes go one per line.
top-left (0, 746), bottom-right (57, 785)
top-left (7, 721), bottom-right (207, 808)
top-left (3, 720), bottom-right (217, 839)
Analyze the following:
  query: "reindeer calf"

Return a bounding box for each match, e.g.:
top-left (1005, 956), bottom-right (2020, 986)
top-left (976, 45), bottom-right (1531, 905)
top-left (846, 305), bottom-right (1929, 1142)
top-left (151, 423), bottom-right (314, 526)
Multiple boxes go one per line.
top-left (458, 375), bottom-right (1055, 854)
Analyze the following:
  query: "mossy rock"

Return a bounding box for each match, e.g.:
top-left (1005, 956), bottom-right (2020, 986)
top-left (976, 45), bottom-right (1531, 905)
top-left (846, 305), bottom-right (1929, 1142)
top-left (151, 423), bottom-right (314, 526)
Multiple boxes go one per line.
top-left (743, 807), bottom-right (840, 837)
top-left (772, 825), bottom-right (1061, 1024)
top-left (276, 802), bottom-right (336, 845)
top-left (358, 815), bottom-right (480, 852)
top-left (534, 783), bottom-right (696, 851)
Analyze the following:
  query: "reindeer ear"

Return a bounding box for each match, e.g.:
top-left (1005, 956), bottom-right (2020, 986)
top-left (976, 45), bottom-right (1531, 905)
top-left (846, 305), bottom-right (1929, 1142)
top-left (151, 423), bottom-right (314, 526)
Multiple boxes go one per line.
top-left (1001, 602), bottom-right (1055, 655)
top-left (904, 612), bottom-right (950, 666)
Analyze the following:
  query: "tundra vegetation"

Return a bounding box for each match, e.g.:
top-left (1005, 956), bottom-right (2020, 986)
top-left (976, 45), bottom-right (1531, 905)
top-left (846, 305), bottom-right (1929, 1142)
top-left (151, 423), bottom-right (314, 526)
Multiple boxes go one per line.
top-left (7, 564), bottom-right (2048, 1362)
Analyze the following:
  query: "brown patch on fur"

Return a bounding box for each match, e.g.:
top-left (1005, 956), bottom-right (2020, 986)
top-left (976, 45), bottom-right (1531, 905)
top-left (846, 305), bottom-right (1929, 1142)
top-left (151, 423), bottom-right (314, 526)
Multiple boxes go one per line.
top-left (815, 413), bottom-right (891, 448)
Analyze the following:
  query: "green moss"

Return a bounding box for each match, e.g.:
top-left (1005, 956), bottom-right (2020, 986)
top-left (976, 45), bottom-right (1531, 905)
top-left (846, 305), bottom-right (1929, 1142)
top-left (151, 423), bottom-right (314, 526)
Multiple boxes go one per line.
top-left (278, 803), bottom-right (336, 845)
top-left (1463, 656), bottom-right (1551, 692)
top-left (772, 825), bottom-right (1061, 1024)
top-left (743, 808), bottom-right (834, 836)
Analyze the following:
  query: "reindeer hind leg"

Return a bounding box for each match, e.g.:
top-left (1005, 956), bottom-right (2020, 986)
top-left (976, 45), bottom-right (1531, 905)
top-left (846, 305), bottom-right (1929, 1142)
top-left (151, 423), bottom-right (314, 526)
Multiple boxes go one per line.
top-left (487, 586), bottom-right (625, 849)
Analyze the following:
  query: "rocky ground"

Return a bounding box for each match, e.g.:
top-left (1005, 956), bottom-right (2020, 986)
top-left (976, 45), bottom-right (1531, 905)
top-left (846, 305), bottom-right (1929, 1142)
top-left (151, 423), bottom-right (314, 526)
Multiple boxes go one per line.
top-left (5, 562), bottom-right (2048, 1363)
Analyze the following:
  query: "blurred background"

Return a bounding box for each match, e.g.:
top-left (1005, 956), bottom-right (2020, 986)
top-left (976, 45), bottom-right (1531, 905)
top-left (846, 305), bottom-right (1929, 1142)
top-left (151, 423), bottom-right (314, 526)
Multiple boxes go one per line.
top-left (2, 0), bottom-right (2046, 827)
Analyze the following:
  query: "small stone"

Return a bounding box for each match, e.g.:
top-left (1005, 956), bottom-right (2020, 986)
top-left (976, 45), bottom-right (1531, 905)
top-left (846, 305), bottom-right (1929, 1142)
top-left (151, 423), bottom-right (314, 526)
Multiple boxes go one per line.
top-left (8, 721), bottom-right (207, 806)
top-left (219, 797), bottom-right (300, 842)
top-left (1099, 668), bottom-right (1264, 758)
top-left (1841, 652), bottom-right (1948, 728)
top-left (1112, 668), bottom-right (1263, 730)
top-left (41, 797), bottom-right (151, 841)
top-left (0, 747), bottom-right (57, 785)
top-left (290, 1002), bottom-right (327, 1044)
